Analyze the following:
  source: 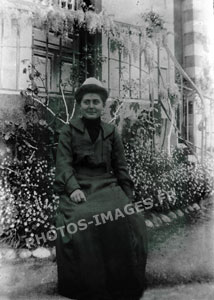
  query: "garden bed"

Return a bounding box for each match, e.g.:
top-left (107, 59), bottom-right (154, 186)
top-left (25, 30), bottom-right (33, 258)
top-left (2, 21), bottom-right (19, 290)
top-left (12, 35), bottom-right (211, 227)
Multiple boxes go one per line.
top-left (0, 139), bottom-right (213, 250)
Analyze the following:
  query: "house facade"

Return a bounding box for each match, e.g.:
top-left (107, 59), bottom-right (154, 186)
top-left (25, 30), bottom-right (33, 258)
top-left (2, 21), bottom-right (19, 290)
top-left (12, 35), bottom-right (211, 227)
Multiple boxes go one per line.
top-left (0, 0), bottom-right (214, 156)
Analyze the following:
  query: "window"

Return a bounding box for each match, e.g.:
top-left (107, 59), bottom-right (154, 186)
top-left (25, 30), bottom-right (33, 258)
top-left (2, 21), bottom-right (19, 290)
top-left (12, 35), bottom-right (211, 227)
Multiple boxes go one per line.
top-left (33, 52), bottom-right (53, 92)
top-left (102, 21), bottom-right (171, 101)
top-left (58, 0), bottom-right (76, 10)
top-left (33, 28), bottom-right (79, 95)
top-left (32, 0), bottom-right (102, 95)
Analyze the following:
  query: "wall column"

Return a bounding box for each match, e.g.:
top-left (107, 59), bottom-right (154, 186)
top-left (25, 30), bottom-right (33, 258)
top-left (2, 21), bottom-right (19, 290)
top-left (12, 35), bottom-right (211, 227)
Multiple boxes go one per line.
top-left (182, 0), bottom-right (214, 154)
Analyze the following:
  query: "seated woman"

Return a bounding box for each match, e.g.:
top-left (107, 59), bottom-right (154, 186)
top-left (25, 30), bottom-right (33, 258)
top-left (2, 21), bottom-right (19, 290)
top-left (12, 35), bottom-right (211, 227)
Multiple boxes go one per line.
top-left (54, 78), bottom-right (148, 300)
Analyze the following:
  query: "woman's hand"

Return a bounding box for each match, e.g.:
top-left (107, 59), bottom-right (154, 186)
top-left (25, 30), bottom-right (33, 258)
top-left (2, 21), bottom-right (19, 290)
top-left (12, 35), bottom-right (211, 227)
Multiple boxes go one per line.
top-left (70, 189), bottom-right (86, 203)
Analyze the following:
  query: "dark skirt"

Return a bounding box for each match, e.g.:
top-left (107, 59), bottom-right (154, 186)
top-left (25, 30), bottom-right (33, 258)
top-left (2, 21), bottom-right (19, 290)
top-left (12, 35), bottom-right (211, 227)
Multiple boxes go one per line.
top-left (55, 173), bottom-right (148, 300)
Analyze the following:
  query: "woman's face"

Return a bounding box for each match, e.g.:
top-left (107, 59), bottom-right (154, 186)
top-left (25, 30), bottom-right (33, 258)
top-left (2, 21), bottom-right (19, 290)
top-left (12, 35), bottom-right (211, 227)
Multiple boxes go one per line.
top-left (80, 93), bottom-right (104, 119)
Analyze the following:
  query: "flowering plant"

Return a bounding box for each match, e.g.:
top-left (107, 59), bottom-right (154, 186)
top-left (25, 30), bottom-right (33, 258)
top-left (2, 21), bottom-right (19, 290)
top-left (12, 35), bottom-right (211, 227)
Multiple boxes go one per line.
top-left (124, 141), bottom-right (214, 211)
top-left (142, 11), bottom-right (165, 38)
top-left (0, 156), bottom-right (58, 249)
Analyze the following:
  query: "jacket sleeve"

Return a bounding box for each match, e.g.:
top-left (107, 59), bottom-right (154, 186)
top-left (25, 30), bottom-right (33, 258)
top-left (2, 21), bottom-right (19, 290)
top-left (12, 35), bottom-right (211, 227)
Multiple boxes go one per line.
top-left (54, 124), bottom-right (80, 196)
top-left (111, 127), bottom-right (134, 201)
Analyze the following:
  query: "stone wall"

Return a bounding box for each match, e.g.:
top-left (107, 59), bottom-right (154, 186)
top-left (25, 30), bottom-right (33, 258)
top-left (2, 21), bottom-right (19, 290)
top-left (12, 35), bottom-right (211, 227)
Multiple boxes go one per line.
top-left (0, 94), bottom-right (24, 124)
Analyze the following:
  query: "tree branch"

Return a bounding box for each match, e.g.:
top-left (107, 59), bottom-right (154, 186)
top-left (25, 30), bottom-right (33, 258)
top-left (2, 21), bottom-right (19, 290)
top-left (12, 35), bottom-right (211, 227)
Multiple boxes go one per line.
top-left (109, 100), bottom-right (124, 124)
top-left (31, 94), bottom-right (67, 125)
top-left (60, 84), bottom-right (69, 124)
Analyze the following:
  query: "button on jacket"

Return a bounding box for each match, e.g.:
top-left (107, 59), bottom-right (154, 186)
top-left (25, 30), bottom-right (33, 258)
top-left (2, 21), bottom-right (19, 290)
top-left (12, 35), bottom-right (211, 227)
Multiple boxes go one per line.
top-left (54, 117), bottom-right (134, 200)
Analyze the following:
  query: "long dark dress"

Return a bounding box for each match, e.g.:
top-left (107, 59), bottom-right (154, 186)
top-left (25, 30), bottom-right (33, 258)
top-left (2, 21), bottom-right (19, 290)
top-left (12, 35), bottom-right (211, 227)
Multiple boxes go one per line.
top-left (54, 117), bottom-right (148, 300)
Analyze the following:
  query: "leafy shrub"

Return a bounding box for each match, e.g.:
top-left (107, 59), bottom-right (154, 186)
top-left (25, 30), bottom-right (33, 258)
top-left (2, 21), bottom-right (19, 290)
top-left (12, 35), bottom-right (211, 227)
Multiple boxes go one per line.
top-left (2, 116), bottom-right (58, 164)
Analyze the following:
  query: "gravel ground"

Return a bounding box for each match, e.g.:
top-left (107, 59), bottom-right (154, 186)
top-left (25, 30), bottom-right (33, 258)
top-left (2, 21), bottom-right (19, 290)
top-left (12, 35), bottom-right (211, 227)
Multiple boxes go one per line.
top-left (146, 197), bottom-right (214, 286)
top-left (143, 283), bottom-right (214, 300)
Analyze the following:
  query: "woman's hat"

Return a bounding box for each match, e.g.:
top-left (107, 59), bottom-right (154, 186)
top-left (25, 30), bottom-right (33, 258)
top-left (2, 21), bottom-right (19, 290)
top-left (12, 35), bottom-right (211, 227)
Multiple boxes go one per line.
top-left (75, 77), bottom-right (108, 103)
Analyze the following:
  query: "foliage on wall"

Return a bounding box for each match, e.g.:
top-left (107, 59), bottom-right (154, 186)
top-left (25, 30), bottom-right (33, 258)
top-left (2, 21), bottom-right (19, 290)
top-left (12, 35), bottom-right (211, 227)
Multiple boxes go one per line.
top-left (1, 1), bottom-right (166, 52)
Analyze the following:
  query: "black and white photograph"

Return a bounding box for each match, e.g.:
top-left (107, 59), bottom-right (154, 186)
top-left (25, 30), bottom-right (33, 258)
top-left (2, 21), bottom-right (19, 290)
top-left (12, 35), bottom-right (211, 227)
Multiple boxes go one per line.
top-left (0, 0), bottom-right (214, 299)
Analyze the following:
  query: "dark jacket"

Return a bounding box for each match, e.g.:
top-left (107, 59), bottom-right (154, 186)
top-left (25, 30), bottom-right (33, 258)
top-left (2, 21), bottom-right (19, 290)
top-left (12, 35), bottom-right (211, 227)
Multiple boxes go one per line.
top-left (54, 117), bottom-right (134, 200)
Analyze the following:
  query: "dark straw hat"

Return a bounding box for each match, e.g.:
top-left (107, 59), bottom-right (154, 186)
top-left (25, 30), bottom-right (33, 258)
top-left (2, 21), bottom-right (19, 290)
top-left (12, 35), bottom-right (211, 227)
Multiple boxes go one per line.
top-left (75, 77), bottom-right (108, 104)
